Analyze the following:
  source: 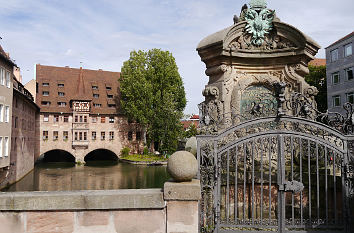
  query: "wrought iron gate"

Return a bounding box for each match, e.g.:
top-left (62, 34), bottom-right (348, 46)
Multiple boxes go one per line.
top-left (197, 91), bottom-right (354, 233)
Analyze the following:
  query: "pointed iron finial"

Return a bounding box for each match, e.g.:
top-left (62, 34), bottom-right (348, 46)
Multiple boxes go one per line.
top-left (249, 0), bottom-right (267, 10)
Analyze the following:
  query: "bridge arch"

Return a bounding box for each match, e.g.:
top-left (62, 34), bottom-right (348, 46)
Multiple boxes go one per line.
top-left (84, 149), bottom-right (119, 162)
top-left (37, 149), bottom-right (75, 163)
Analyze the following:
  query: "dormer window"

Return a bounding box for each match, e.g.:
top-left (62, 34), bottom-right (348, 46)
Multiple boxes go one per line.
top-left (41, 101), bottom-right (51, 106)
top-left (58, 102), bottom-right (66, 107)
top-left (94, 103), bottom-right (101, 108)
top-left (58, 92), bottom-right (65, 96)
top-left (58, 83), bottom-right (64, 87)
top-left (43, 91), bottom-right (49, 96)
top-left (107, 95), bottom-right (113, 99)
top-left (92, 85), bottom-right (98, 90)
top-left (106, 86), bottom-right (112, 90)
top-left (42, 83), bottom-right (49, 87)
top-left (93, 94), bottom-right (99, 98)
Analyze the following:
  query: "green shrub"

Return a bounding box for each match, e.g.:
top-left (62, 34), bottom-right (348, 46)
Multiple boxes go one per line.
top-left (143, 147), bottom-right (149, 155)
top-left (120, 147), bottom-right (130, 157)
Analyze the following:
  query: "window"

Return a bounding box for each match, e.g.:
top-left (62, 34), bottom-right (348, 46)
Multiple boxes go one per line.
top-left (58, 83), bottom-right (64, 87)
top-left (0, 68), bottom-right (4, 85)
top-left (41, 101), bottom-right (51, 106)
top-left (43, 131), bottom-right (48, 140)
top-left (58, 102), bottom-right (66, 107)
top-left (53, 131), bottom-right (58, 140)
top-left (347, 92), bottom-right (354, 104)
top-left (63, 131), bottom-right (68, 140)
top-left (332, 72), bottom-right (340, 84)
top-left (128, 131), bottom-right (133, 141)
top-left (106, 86), bottom-right (112, 90)
top-left (94, 103), bottom-right (101, 108)
top-left (79, 132), bottom-right (82, 141)
top-left (84, 116), bottom-right (87, 123)
top-left (92, 131), bottom-right (96, 140)
top-left (101, 132), bottom-right (105, 140)
top-left (58, 92), bottom-right (65, 96)
top-left (43, 114), bottom-right (49, 122)
top-left (4, 137), bottom-right (8, 157)
top-left (5, 71), bottom-right (10, 88)
top-left (107, 95), bottom-right (113, 99)
top-left (93, 94), bottom-right (99, 98)
top-left (0, 137), bottom-right (2, 157)
top-left (4, 106), bottom-right (9, 122)
top-left (109, 116), bottom-right (114, 123)
top-left (75, 115), bottom-right (78, 122)
top-left (14, 117), bottom-right (17, 128)
top-left (0, 104), bottom-right (3, 122)
top-left (83, 132), bottom-right (87, 141)
top-left (74, 132), bottom-right (77, 141)
top-left (331, 49), bottom-right (338, 62)
top-left (54, 115), bottom-right (59, 123)
top-left (42, 91), bottom-right (49, 96)
top-left (332, 95), bottom-right (341, 107)
top-left (64, 116), bottom-right (69, 122)
top-left (92, 116), bottom-right (97, 123)
top-left (101, 116), bottom-right (106, 123)
top-left (109, 131), bottom-right (114, 140)
top-left (92, 85), bottom-right (98, 90)
top-left (42, 83), bottom-right (49, 87)
top-left (345, 68), bottom-right (353, 81)
top-left (79, 115), bottom-right (83, 123)
top-left (136, 131), bottom-right (141, 141)
top-left (345, 43), bottom-right (352, 57)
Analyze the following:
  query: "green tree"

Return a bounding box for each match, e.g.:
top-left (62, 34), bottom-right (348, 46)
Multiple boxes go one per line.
top-left (184, 123), bottom-right (198, 138)
top-left (120, 49), bottom-right (186, 153)
top-left (305, 65), bottom-right (327, 112)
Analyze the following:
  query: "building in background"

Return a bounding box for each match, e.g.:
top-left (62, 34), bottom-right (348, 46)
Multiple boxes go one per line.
top-left (0, 45), bottom-right (15, 179)
top-left (24, 79), bottom-right (37, 101)
top-left (1, 78), bottom-right (40, 189)
top-left (309, 58), bottom-right (326, 67)
top-left (181, 114), bottom-right (199, 131)
top-left (326, 31), bottom-right (354, 113)
top-left (36, 65), bottom-right (142, 163)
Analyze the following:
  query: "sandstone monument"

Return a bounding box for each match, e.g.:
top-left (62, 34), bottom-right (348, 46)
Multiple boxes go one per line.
top-left (197, 0), bottom-right (320, 133)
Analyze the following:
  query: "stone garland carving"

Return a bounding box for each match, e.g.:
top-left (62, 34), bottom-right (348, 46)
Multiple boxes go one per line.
top-left (229, 33), bottom-right (296, 51)
top-left (199, 86), bottom-right (224, 134)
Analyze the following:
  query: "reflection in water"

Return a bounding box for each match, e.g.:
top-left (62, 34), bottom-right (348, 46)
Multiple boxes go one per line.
top-left (3, 161), bottom-right (170, 192)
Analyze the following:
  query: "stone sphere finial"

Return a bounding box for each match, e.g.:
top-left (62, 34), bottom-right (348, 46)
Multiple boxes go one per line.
top-left (167, 151), bottom-right (198, 182)
top-left (185, 137), bottom-right (197, 156)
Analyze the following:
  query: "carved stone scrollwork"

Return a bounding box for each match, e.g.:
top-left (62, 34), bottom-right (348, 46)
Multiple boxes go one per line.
top-left (205, 65), bottom-right (231, 76)
top-left (199, 86), bottom-right (224, 134)
top-left (229, 33), bottom-right (296, 51)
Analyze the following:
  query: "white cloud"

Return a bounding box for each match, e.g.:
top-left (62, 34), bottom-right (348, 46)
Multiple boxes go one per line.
top-left (0, 0), bottom-right (353, 114)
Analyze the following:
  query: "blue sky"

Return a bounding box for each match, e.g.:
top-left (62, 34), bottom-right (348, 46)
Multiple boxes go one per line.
top-left (0, 0), bottom-right (353, 114)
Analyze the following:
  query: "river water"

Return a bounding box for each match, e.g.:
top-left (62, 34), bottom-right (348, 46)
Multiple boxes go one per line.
top-left (2, 161), bottom-right (170, 192)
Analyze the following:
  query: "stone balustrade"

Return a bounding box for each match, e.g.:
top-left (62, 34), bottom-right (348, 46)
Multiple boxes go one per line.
top-left (0, 151), bottom-right (201, 233)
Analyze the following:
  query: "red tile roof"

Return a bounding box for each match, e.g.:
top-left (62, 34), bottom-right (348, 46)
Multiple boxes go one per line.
top-left (309, 58), bottom-right (326, 66)
top-left (326, 31), bottom-right (354, 48)
top-left (36, 64), bottom-right (121, 115)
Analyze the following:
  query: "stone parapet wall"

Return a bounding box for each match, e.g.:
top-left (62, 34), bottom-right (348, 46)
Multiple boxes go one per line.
top-left (0, 180), bottom-right (201, 233)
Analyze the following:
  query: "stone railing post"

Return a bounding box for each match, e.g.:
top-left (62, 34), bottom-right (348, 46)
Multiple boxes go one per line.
top-left (164, 151), bottom-right (201, 233)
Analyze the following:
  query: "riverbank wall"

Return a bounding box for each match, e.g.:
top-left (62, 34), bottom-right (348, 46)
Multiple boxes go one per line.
top-left (0, 179), bottom-right (200, 233)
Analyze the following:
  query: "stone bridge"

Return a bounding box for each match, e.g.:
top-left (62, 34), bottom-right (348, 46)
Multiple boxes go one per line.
top-left (37, 138), bottom-right (125, 163)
